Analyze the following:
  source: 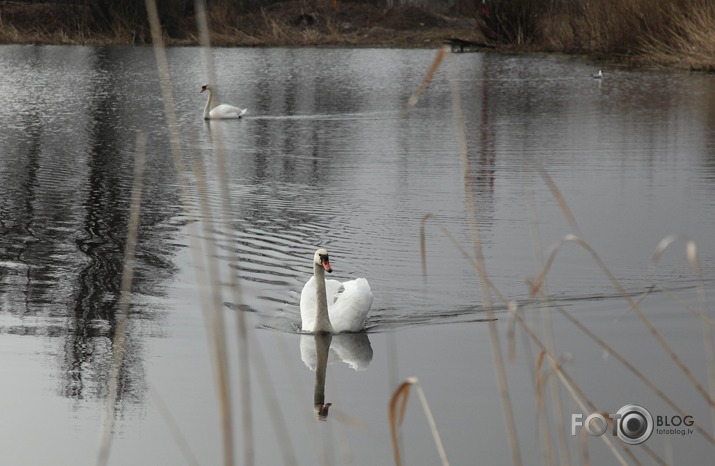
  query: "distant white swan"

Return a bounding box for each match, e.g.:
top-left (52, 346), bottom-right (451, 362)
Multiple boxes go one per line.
top-left (300, 248), bottom-right (373, 333)
top-left (200, 84), bottom-right (247, 119)
top-left (593, 70), bottom-right (603, 79)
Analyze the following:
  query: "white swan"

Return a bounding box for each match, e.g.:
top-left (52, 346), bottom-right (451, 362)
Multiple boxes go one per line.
top-left (593, 70), bottom-right (603, 79)
top-left (200, 84), bottom-right (247, 119)
top-left (300, 248), bottom-right (373, 333)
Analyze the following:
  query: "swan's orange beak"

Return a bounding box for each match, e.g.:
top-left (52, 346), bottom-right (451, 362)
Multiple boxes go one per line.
top-left (200, 85), bottom-right (207, 93)
top-left (321, 258), bottom-right (332, 273)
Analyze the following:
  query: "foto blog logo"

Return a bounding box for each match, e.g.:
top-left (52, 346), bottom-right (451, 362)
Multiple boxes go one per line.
top-left (571, 404), bottom-right (654, 445)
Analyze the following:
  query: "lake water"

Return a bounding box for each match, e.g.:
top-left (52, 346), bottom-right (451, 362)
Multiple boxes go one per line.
top-left (1, 45), bottom-right (714, 465)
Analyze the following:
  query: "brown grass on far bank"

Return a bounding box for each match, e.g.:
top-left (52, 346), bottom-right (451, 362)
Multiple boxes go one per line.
top-left (0, 1), bottom-right (484, 48)
top-left (1, 0), bottom-right (714, 71)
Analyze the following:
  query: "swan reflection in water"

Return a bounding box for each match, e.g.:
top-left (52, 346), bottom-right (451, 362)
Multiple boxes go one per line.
top-left (300, 332), bottom-right (373, 420)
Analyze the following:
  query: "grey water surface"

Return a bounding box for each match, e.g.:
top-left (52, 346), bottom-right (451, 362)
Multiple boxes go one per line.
top-left (1, 45), bottom-right (714, 465)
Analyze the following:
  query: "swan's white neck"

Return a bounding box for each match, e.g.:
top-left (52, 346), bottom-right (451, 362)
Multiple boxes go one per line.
top-left (203, 89), bottom-right (215, 118)
top-left (313, 262), bottom-right (334, 334)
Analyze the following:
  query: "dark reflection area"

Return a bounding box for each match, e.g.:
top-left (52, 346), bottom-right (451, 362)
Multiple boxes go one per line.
top-left (701, 82), bottom-right (715, 188)
top-left (299, 333), bottom-right (373, 420)
top-left (464, 54), bottom-right (496, 226)
top-left (0, 47), bottom-right (183, 405)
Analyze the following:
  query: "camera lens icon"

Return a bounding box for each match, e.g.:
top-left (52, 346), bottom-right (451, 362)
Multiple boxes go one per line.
top-left (616, 404), bottom-right (653, 445)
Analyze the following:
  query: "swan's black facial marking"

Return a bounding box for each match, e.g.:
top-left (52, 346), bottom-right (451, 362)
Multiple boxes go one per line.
top-left (200, 84), bottom-right (207, 93)
top-left (319, 253), bottom-right (332, 273)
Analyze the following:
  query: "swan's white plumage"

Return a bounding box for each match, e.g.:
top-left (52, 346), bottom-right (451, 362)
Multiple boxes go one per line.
top-left (208, 104), bottom-right (247, 119)
top-left (300, 252), bottom-right (373, 333)
top-left (300, 334), bottom-right (373, 371)
top-left (200, 84), bottom-right (247, 120)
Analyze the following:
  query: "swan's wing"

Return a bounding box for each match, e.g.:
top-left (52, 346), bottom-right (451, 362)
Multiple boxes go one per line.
top-left (324, 279), bottom-right (344, 306)
top-left (329, 278), bottom-right (373, 333)
top-left (209, 104), bottom-right (247, 119)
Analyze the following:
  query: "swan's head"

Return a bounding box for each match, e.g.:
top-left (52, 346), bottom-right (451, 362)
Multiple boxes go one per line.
top-left (200, 84), bottom-right (213, 93)
top-left (314, 402), bottom-right (332, 421)
top-left (314, 248), bottom-right (332, 273)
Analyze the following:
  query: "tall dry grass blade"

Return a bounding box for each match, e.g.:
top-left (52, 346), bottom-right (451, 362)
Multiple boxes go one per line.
top-left (580, 428), bottom-right (591, 466)
top-left (419, 213), bottom-right (433, 283)
top-left (534, 350), bottom-right (557, 466)
top-left (536, 167), bottom-right (581, 236)
top-left (507, 302), bottom-right (518, 363)
top-left (403, 45), bottom-right (449, 115)
top-left (448, 52), bottom-right (523, 466)
top-left (389, 380), bottom-right (412, 466)
top-left (537, 234), bottom-right (715, 410)
top-left (524, 176), bottom-right (570, 466)
top-left (97, 132), bottom-right (147, 466)
top-left (144, 1), bottom-right (235, 465)
top-left (388, 377), bottom-right (449, 466)
top-left (194, 0), bottom-right (255, 462)
top-left (149, 386), bottom-right (202, 466)
top-left (535, 351), bottom-right (547, 414)
top-left (189, 145), bottom-right (236, 466)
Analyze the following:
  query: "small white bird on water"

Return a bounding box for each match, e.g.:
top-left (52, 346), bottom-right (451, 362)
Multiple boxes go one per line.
top-left (200, 84), bottom-right (247, 119)
top-left (593, 70), bottom-right (603, 79)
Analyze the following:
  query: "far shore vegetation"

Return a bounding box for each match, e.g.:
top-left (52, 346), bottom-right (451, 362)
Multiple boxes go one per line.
top-left (1, 0), bottom-right (713, 71)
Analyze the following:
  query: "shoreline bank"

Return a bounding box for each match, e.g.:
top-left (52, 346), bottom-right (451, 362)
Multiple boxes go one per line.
top-left (1, 2), bottom-right (713, 72)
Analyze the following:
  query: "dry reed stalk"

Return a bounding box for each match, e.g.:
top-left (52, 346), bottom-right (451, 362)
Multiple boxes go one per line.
top-left (403, 45), bottom-right (449, 115)
top-left (194, 1), bottom-right (256, 464)
top-left (419, 213), bottom-right (433, 283)
top-left (144, 1), bottom-right (236, 465)
top-left (389, 377), bottom-right (449, 466)
top-left (534, 350), bottom-right (557, 466)
top-left (522, 177), bottom-right (571, 466)
top-left (97, 132), bottom-right (147, 466)
top-left (446, 52), bottom-right (524, 466)
top-left (580, 428), bottom-right (591, 466)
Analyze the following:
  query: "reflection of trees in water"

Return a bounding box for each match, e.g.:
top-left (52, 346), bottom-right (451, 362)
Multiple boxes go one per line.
top-left (0, 47), bottom-right (181, 405)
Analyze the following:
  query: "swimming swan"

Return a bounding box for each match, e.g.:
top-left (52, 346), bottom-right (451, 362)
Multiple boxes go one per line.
top-left (200, 84), bottom-right (247, 119)
top-left (593, 70), bottom-right (603, 79)
top-left (300, 248), bottom-right (373, 333)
